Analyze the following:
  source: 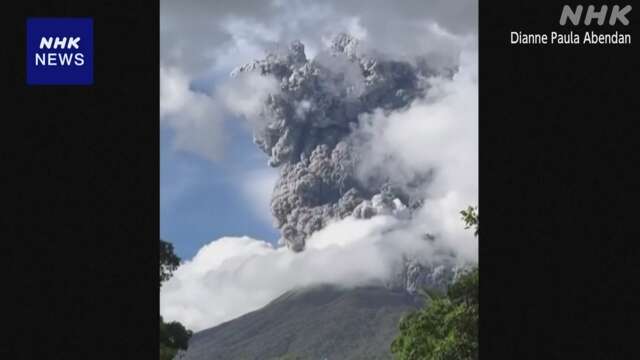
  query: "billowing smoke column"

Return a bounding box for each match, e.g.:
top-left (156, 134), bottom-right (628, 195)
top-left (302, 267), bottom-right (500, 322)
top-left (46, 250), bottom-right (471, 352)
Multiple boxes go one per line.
top-left (233, 33), bottom-right (452, 252)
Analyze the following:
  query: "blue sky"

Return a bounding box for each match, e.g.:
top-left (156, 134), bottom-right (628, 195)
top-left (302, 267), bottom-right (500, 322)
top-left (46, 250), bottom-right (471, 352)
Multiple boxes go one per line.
top-left (160, 119), bottom-right (279, 260)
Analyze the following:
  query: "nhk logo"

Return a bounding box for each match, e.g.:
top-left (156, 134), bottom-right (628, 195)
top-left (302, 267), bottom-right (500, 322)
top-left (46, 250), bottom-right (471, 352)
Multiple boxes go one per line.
top-left (26, 18), bottom-right (93, 85)
top-left (36, 37), bottom-right (85, 66)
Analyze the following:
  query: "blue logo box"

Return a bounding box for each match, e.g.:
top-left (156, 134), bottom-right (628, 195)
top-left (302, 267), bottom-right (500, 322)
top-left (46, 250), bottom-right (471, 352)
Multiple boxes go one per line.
top-left (26, 18), bottom-right (93, 85)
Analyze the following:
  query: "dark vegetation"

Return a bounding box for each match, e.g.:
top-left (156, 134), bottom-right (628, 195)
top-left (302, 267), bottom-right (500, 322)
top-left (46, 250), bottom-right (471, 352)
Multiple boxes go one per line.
top-left (160, 239), bottom-right (192, 360)
top-left (160, 239), bottom-right (180, 286)
top-left (390, 207), bottom-right (479, 360)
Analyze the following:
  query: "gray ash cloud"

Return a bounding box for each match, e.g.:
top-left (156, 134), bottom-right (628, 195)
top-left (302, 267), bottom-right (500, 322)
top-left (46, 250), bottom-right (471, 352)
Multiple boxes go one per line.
top-left (233, 34), bottom-right (453, 252)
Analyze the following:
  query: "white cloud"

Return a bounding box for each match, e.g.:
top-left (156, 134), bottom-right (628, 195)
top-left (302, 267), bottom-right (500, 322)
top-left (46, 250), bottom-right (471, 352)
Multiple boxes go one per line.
top-left (160, 66), bottom-right (279, 161)
top-left (160, 66), bottom-right (226, 161)
top-left (239, 168), bottom-right (279, 226)
top-left (160, 214), bottom-right (449, 331)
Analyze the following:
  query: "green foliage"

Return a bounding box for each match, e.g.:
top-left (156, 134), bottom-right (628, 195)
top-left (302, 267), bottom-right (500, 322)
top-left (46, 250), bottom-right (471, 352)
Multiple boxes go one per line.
top-left (447, 267), bottom-right (478, 309)
top-left (160, 315), bottom-right (193, 359)
top-left (160, 343), bottom-right (177, 360)
top-left (391, 267), bottom-right (478, 360)
top-left (160, 239), bottom-right (180, 287)
top-left (160, 316), bottom-right (193, 350)
top-left (160, 240), bottom-right (191, 359)
top-left (460, 206), bottom-right (478, 237)
top-left (391, 207), bottom-right (478, 360)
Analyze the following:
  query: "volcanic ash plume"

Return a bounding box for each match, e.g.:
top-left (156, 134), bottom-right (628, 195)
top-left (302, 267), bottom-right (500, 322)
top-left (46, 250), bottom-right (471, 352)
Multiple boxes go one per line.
top-left (233, 34), bottom-right (451, 252)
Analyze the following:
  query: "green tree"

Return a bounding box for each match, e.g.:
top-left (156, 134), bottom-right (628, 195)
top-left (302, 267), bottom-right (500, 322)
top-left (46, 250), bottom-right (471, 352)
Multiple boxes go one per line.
top-left (160, 314), bottom-right (193, 360)
top-left (460, 206), bottom-right (478, 237)
top-left (160, 316), bottom-right (193, 350)
top-left (160, 239), bottom-right (180, 287)
top-left (160, 239), bottom-right (192, 359)
top-left (160, 342), bottom-right (178, 360)
top-left (391, 207), bottom-right (478, 360)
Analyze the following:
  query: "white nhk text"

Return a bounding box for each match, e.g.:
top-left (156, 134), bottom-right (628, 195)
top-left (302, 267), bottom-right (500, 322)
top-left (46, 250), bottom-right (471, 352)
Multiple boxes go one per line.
top-left (35, 37), bottom-right (85, 66)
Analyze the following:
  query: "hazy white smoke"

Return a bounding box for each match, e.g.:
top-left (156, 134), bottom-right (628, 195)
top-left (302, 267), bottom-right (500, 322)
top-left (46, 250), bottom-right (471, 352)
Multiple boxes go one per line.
top-left (218, 71), bottom-right (280, 130)
top-left (160, 0), bottom-right (476, 75)
top-left (353, 49), bottom-right (478, 260)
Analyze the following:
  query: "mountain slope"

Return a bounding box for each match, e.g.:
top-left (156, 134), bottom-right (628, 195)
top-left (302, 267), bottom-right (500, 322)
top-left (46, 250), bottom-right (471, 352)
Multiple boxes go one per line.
top-left (181, 285), bottom-right (420, 360)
